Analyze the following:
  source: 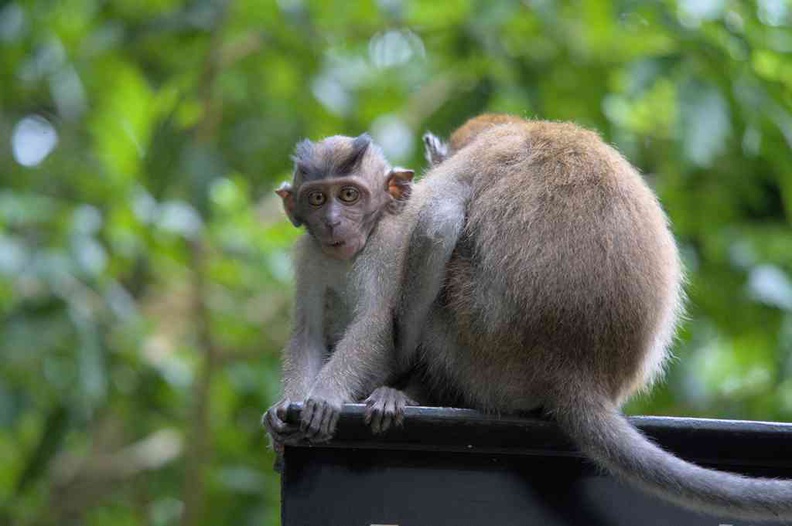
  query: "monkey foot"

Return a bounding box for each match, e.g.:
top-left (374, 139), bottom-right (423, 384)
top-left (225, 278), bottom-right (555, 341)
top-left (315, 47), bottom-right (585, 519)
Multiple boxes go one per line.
top-left (364, 386), bottom-right (418, 434)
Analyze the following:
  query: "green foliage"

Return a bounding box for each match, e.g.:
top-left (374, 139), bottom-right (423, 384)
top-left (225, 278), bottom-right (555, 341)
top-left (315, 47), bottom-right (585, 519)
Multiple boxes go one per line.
top-left (0, 0), bottom-right (790, 524)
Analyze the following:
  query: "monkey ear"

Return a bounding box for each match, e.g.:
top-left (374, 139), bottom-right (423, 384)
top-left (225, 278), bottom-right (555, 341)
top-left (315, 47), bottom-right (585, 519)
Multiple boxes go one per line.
top-left (423, 132), bottom-right (448, 166)
top-left (386, 168), bottom-right (414, 201)
top-left (275, 182), bottom-right (302, 227)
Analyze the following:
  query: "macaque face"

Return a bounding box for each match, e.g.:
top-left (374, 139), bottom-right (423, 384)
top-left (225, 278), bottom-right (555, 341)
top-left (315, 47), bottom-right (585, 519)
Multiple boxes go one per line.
top-left (277, 134), bottom-right (413, 261)
top-left (296, 176), bottom-right (380, 260)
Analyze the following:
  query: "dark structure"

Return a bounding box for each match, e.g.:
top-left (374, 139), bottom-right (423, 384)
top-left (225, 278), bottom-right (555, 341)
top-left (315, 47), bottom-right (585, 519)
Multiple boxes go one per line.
top-left (281, 404), bottom-right (792, 526)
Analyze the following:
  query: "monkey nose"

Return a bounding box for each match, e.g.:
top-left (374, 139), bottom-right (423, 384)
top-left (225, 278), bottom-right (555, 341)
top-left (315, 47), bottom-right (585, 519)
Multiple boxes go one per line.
top-left (324, 218), bottom-right (341, 228)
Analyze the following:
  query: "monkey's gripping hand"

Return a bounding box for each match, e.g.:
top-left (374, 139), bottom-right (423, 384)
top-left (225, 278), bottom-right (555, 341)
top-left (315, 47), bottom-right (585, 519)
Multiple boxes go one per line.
top-left (364, 386), bottom-right (417, 434)
top-left (300, 385), bottom-right (347, 442)
top-left (262, 397), bottom-right (302, 445)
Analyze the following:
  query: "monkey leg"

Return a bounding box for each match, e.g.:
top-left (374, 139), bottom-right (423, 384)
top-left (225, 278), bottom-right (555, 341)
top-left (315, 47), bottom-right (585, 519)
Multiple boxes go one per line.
top-left (398, 177), bottom-right (469, 361)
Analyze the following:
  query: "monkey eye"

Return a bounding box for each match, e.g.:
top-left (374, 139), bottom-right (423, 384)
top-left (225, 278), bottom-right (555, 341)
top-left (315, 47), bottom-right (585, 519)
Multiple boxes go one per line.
top-left (338, 186), bottom-right (360, 204)
top-left (307, 191), bottom-right (326, 206)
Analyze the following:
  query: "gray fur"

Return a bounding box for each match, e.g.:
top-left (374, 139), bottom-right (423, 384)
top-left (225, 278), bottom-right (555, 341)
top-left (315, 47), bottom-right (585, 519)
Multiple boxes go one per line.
top-left (396, 174), bottom-right (469, 359)
top-left (292, 133), bottom-right (379, 184)
top-left (265, 134), bottom-right (416, 446)
top-left (423, 132), bottom-right (448, 166)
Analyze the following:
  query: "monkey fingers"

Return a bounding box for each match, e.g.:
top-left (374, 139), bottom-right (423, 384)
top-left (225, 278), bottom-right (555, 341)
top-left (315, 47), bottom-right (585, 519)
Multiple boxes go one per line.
top-left (316, 408), bottom-right (340, 443)
top-left (364, 386), bottom-right (418, 434)
top-left (262, 399), bottom-right (303, 444)
top-left (301, 395), bottom-right (342, 442)
top-left (263, 413), bottom-right (302, 443)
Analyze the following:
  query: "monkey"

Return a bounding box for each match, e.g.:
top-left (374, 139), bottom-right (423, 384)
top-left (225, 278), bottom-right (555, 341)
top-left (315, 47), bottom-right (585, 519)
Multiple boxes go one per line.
top-left (295, 114), bottom-right (792, 521)
top-left (262, 133), bottom-right (421, 449)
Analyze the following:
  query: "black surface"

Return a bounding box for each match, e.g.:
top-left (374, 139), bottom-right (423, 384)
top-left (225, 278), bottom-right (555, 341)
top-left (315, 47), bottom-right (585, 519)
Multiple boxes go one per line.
top-left (281, 404), bottom-right (792, 526)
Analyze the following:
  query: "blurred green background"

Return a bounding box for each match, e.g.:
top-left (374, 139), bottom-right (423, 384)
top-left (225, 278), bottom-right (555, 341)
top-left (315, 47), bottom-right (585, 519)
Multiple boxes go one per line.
top-left (1, 0), bottom-right (791, 524)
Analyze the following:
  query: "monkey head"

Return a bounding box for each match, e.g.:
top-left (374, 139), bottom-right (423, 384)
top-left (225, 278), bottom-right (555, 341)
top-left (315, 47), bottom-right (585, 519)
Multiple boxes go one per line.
top-left (276, 133), bottom-right (414, 261)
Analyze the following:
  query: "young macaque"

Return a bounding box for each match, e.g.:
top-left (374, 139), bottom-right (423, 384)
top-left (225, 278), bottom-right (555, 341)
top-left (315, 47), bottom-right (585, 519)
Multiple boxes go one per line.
top-left (262, 133), bottom-right (419, 448)
top-left (298, 115), bottom-right (792, 521)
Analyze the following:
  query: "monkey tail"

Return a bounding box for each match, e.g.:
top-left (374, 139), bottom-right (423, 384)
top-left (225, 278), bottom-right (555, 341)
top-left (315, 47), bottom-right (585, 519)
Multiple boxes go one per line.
top-left (550, 390), bottom-right (792, 521)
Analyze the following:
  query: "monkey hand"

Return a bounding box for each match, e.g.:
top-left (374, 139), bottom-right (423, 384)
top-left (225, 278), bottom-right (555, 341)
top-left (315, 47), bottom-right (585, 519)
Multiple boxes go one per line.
top-left (364, 386), bottom-right (418, 434)
top-left (301, 385), bottom-right (346, 443)
top-left (262, 397), bottom-right (302, 446)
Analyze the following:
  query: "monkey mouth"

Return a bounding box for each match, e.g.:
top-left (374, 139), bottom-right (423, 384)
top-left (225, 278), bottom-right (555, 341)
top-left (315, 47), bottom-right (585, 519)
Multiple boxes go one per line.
top-left (322, 239), bottom-right (360, 260)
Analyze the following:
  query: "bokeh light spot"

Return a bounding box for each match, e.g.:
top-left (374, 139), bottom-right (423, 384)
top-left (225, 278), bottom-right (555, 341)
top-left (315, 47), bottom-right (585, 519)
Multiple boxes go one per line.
top-left (11, 115), bottom-right (58, 167)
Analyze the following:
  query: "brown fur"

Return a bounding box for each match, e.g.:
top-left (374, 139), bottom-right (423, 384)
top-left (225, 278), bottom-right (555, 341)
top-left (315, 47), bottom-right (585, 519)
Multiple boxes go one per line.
top-left (426, 118), bottom-right (680, 411)
top-left (447, 113), bottom-right (527, 153)
top-left (295, 115), bottom-right (792, 520)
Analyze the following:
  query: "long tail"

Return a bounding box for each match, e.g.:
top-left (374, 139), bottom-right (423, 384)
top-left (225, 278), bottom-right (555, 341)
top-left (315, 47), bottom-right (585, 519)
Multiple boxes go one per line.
top-left (551, 391), bottom-right (792, 521)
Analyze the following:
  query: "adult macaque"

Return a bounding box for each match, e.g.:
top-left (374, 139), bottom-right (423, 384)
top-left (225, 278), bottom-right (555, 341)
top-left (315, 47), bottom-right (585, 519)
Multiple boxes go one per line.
top-left (297, 115), bottom-right (792, 521)
top-left (262, 133), bottom-right (418, 447)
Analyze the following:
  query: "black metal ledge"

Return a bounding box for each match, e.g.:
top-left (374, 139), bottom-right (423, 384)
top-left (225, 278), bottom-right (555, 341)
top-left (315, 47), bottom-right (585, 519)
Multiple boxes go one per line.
top-left (282, 405), bottom-right (792, 526)
top-left (285, 404), bottom-right (792, 469)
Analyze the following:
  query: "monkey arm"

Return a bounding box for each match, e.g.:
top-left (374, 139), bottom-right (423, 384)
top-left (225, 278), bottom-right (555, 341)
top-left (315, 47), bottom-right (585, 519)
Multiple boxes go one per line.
top-left (282, 247), bottom-right (329, 400)
top-left (299, 224), bottom-right (406, 442)
top-left (300, 302), bottom-right (398, 442)
top-left (264, 241), bottom-right (329, 445)
top-left (397, 172), bottom-right (470, 360)
top-left (281, 263), bottom-right (328, 399)
top-left (262, 306), bottom-right (326, 447)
